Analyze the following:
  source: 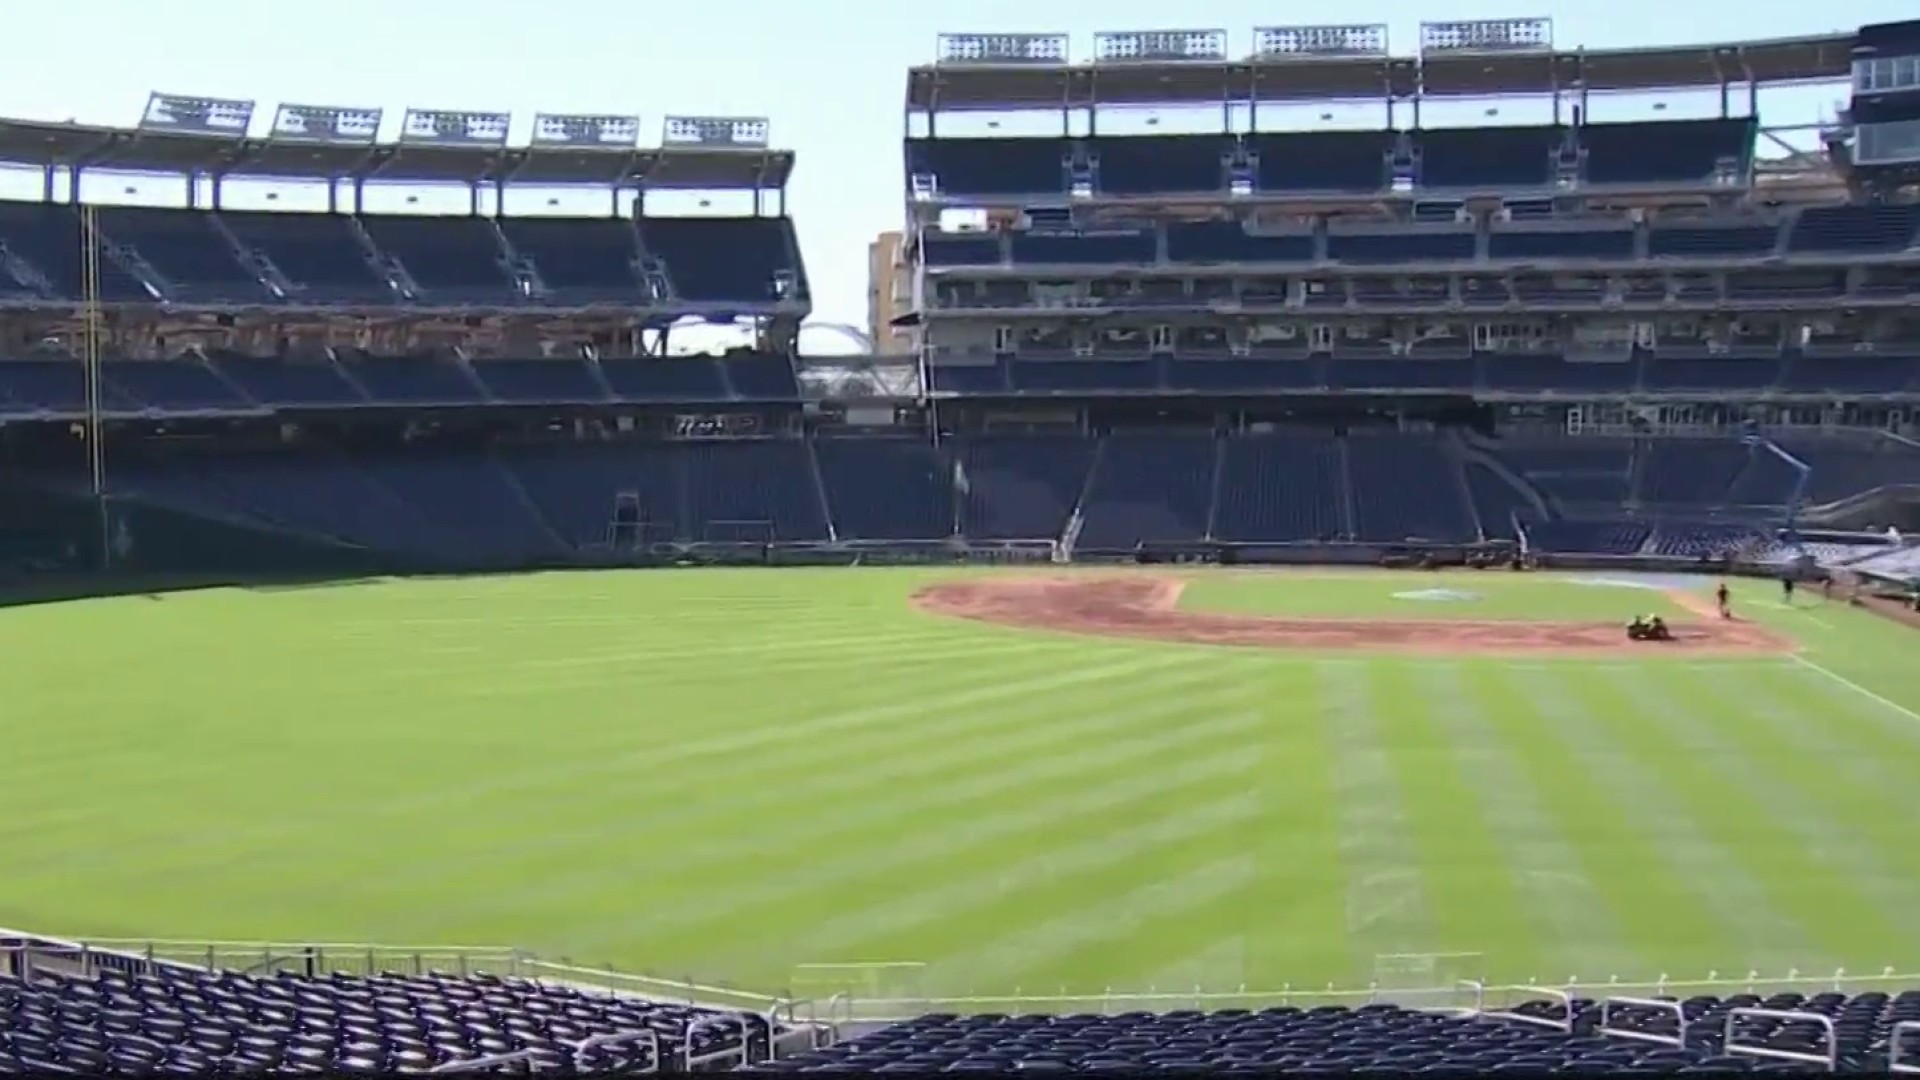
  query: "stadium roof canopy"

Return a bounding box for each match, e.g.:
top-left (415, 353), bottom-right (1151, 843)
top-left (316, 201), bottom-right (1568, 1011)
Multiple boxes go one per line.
top-left (0, 99), bottom-right (793, 190)
top-left (906, 25), bottom-right (1856, 111)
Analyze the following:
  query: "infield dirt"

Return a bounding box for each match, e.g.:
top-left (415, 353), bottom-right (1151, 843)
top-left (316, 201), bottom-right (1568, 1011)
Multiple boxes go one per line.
top-left (912, 576), bottom-right (1792, 657)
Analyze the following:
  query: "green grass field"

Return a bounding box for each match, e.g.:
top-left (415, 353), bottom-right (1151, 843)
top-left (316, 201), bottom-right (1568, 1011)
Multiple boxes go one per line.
top-left (2, 568), bottom-right (1918, 1006)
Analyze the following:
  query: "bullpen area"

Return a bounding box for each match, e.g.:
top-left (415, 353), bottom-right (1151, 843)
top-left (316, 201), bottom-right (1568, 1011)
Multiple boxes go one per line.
top-left (1, 568), bottom-right (1915, 1009)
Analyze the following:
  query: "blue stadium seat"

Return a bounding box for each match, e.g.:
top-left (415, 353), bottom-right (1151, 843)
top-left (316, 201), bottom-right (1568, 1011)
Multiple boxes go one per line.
top-left (1010, 230), bottom-right (1156, 266)
top-left (96, 207), bottom-right (270, 303)
top-left (1077, 433), bottom-right (1215, 548)
top-left (598, 358), bottom-right (729, 403)
top-left (906, 137), bottom-right (1067, 197)
top-left (497, 217), bottom-right (643, 302)
top-left (104, 358), bottom-right (255, 413)
top-left (0, 203), bottom-right (155, 302)
top-left (1580, 118), bottom-right (1755, 185)
top-left (338, 353), bottom-right (484, 405)
top-left (218, 211), bottom-right (394, 304)
top-left (468, 359), bottom-right (607, 404)
top-left (1327, 230), bottom-right (1474, 265)
top-left (1167, 222), bottom-right (1313, 264)
top-left (720, 353), bottom-right (800, 400)
top-left (1092, 135), bottom-right (1230, 195)
top-left (208, 354), bottom-right (368, 408)
top-left (1649, 221), bottom-right (1781, 259)
top-left (922, 233), bottom-right (1004, 267)
top-left (1251, 132), bottom-right (1391, 193)
top-left (1488, 226), bottom-right (1636, 261)
top-left (1787, 204), bottom-right (1920, 254)
top-left (814, 436), bottom-right (951, 539)
top-left (1417, 126), bottom-right (1558, 189)
top-left (638, 217), bottom-right (802, 305)
top-left (359, 216), bottom-right (519, 304)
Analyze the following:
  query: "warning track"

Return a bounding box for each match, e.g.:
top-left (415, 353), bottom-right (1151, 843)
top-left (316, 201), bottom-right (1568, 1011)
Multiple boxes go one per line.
top-left (911, 576), bottom-right (1792, 657)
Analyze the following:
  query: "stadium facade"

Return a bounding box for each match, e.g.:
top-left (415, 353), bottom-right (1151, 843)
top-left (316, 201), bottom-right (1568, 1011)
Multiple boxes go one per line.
top-left (0, 21), bottom-right (1917, 585)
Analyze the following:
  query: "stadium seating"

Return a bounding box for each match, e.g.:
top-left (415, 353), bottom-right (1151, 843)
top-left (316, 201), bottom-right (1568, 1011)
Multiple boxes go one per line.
top-left (954, 435), bottom-right (1097, 541)
top-left (637, 216), bottom-right (804, 305)
top-left (0, 962), bottom-right (773, 1074)
top-left (750, 990), bottom-right (1920, 1073)
top-left (813, 436), bottom-right (952, 540)
top-left (95, 207), bottom-right (270, 303)
top-left (219, 211), bottom-right (394, 304)
top-left (0, 203), bottom-right (154, 302)
top-left (1213, 433), bottom-right (1345, 542)
top-left (906, 138), bottom-right (1068, 197)
top-left (358, 216), bottom-right (519, 304)
top-left (1077, 434), bottom-right (1216, 549)
top-left (497, 217), bottom-right (644, 302)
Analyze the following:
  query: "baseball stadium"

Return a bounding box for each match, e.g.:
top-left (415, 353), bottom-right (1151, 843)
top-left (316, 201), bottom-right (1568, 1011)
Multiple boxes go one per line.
top-left (3, 12), bottom-right (1920, 1075)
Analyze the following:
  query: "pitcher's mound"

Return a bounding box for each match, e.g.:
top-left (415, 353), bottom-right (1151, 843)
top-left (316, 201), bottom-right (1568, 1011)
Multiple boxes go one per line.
top-left (911, 576), bottom-right (1790, 657)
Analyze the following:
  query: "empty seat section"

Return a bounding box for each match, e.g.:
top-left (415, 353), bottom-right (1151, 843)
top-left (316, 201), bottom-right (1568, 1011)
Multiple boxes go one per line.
top-left (682, 440), bottom-right (828, 541)
top-left (1641, 357), bottom-right (1781, 390)
top-left (96, 207), bottom-right (266, 301)
top-left (1417, 125), bottom-right (1556, 188)
top-left (1482, 356), bottom-right (1637, 392)
top-left (1327, 231), bottom-right (1473, 264)
top-left (1637, 438), bottom-right (1750, 505)
top-left (104, 359), bottom-right (251, 411)
top-left (721, 354), bottom-right (800, 400)
top-left (338, 355), bottom-right (483, 404)
top-left (1092, 135), bottom-right (1226, 194)
top-left (907, 138), bottom-right (1066, 197)
top-left (498, 217), bottom-right (641, 300)
top-left (1010, 231), bottom-right (1155, 265)
top-left (1077, 434), bottom-right (1215, 548)
top-left (1166, 358), bottom-right (1324, 392)
top-left (1214, 434), bottom-right (1344, 542)
top-left (927, 360), bottom-right (1011, 395)
top-left (814, 437), bottom-right (951, 539)
top-left (469, 359), bottom-right (606, 403)
top-left (208, 356), bottom-right (365, 407)
top-left (599, 358), bottom-right (727, 402)
top-left (1012, 360), bottom-right (1157, 393)
top-left (921, 232), bottom-right (1003, 267)
top-left (362, 453), bottom-right (566, 562)
top-left (1488, 228), bottom-right (1635, 260)
top-left (1648, 222), bottom-right (1779, 257)
top-left (1464, 461), bottom-right (1534, 538)
top-left (171, 456), bottom-right (464, 554)
top-left (503, 443), bottom-right (678, 545)
top-left (220, 211), bottom-right (392, 302)
top-left (1580, 118), bottom-right (1754, 184)
top-left (1524, 518), bottom-right (1651, 553)
top-left (1166, 222), bottom-right (1312, 263)
top-left (0, 203), bottom-right (153, 301)
top-left (1330, 358), bottom-right (1475, 390)
top-left (1489, 438), bottom-right (1635, 508)
top-left (640, 217), bottom-right (799, 304)
top-left (1253, 132), bottom-right (1390, 192)
top-left (1779, 355), bottom-right (1920, 394)
top-left (1787, 204), bottom-right (1920, 253)
top-left (956, 435), bottom-right (1097, 540)
top-left (360, 216), bottom-right (516, 302)
top-left (1346, 434), bottom-right (1474, 540)
top-left (0, 359), bottom-right (92, 414)
top-left (0, 957), bottom-right (771, 1074)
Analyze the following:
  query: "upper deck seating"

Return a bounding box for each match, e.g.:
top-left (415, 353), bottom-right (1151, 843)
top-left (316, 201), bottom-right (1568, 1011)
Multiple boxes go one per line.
top-left (721, 353), bottom-right (800, 400)
top-left (95, 207), bottom-right (268, 302)
top-left (0, 358), bottom-right (140, 415)
top-left (207, 354), bottom-right (367, 408)
top-left (497, 217), bottom-right (642, 302)
top-left (906, 137), bottom-right (1067, 197)
top-left (638, 217), bottom-right (801, 305)
top-left (1417, 125), bottom-right (1557, 188)
top-left (1579, 118), bottom-right (1754, 185)
top-left (359, 216), bottom-right (517, 304)
top-left (598, 358), bottom-right (729, 403)
top-left (104, 359), bottom-right (254, 412)
top-left (0, 203), bottom-right (154, 302)
top-left (1251, 131), bottom-right (1391, 193)
top-left (1092, 135), bottom-right (1229, 195)
top-left (219, 211), bottom-right (393, 304)
top-left (337, 353), bottom-right (484, 405)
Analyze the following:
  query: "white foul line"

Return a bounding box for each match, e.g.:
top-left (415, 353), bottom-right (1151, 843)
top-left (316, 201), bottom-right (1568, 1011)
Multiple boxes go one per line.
top-left (1788, 653), bottom-right (1920, 727)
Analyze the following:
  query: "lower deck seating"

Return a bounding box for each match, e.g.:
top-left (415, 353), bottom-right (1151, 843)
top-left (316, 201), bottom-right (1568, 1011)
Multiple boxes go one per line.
top-left (1077, 434), bottom-right (1216, 548)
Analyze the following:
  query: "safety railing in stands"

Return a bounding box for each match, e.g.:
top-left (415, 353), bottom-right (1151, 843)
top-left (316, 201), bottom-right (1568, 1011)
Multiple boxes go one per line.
top-left (5, 930), bottom-right (1916, 1032)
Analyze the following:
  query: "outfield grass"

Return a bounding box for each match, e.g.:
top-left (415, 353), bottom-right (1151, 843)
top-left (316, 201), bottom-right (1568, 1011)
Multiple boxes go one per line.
top-left (1, 568), bottom-right (1918, 1005)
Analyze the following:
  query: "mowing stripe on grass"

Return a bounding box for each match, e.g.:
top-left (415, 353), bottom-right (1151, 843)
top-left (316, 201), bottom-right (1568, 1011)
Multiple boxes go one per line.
top-left (1412, 664), bottom-right (1622, 979)
top-left (1313, 660), bottom-right (1435, 968)
top-left (1548, 671), bottom-right (1831, 974)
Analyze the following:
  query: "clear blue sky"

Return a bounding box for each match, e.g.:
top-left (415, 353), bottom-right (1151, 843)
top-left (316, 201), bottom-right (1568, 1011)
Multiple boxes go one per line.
top-left (0, 0), bottom-right (1904, 337)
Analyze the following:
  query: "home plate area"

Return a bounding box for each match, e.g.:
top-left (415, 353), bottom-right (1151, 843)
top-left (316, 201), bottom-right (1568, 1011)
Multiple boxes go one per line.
top-left (912, 576), bottom-right (1790, 657)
